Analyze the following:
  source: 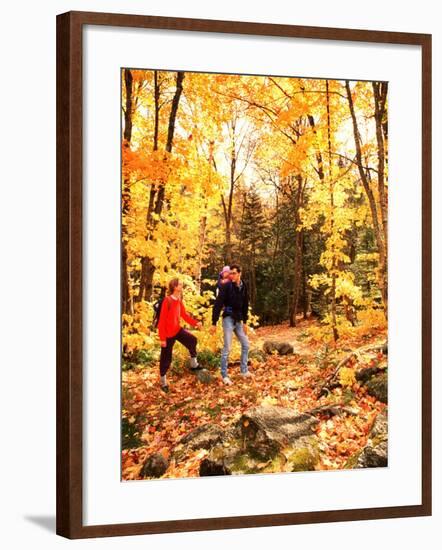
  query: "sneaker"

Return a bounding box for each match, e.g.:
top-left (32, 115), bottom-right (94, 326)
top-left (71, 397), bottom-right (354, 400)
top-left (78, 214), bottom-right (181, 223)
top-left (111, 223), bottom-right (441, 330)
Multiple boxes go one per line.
top-left (189, 357), bottom-right (200, 369)
top-left (222, 376), bottom-right (233, 386)
top-left (160, 384), bottom-right (169, 393)
top-left (241, 371), bottom-right (253, 378)
top-left (190, 364), bottom-right (203, 371)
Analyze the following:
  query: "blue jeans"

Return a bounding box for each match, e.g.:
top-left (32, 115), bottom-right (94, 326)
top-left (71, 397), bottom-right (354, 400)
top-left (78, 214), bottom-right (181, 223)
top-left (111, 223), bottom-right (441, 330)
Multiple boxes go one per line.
top-left (220, 316), bottom-right (249, 378)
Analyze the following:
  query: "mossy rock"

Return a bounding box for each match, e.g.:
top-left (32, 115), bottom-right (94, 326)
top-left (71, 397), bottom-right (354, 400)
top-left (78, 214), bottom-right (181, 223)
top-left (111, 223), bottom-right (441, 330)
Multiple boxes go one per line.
top-left (230, 452), bottom-right (264, 474)
top-left (370, 411), bottom-right (388, 439)
top-left (177, 424), bottom-right (225, 453)
top-left (285, 436), bottom-right (320, 472)
top-left (199, 406), bottom-right (321, 476)
top-left (199, 442), bottom-right (244, 476)
top-left (355, 365), bottom-right (382, 384)
top-left (345, 411), bottom-right (388, 469)
top-left (357, 441), bottom-right (388, 468)
top-left (200, 434), bottom-right (320, 476)
top-left (201, 445), bottom-right (287, 476)
top-left (238, 406), bottom-right (319, 461)
top-left (365, 373), bottom-right (388, 403)
top-left (260, 453), bottom-right (288, 474)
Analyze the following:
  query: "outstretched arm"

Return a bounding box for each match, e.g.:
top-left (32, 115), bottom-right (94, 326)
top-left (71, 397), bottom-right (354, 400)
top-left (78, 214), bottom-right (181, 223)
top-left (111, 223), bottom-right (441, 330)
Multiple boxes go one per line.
top-left (180, 301), bottom-right (199, 328)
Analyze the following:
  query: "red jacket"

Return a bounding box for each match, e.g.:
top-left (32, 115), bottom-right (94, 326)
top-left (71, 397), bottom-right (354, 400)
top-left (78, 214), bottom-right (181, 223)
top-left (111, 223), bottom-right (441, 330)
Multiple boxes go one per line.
top-left (157, 296), bottom-right (198, 341)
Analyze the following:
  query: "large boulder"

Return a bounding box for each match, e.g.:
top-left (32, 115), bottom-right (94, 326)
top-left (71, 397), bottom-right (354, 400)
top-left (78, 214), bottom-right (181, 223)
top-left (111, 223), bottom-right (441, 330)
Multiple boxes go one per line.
top-left (199, 406), bottom-right (320, 476)
top-left (199, 438), bottom-right (320, 476)
top-left (140, 452), bottom-right (169, 478)
top-left (263, 341), bottom-right (294, 356)
top-left (239, 406), bottom-right (319, 460)
top-left (199, 446), bottom-right (283, 476)
top-left (177, 424), bottom-right (225, 452)
top-left (284, 436), bottom-right (320, 472)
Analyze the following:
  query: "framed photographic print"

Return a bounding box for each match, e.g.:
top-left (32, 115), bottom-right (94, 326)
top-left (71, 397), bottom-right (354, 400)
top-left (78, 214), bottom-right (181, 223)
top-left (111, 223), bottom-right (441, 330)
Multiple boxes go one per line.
top-left (56, 10), bottom-right (432, 539)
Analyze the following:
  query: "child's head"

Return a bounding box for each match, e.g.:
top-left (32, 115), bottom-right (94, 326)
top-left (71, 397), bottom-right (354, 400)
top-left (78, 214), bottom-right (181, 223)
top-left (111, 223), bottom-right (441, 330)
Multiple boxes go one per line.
top-left (221, 265), bottom-right (230, 280)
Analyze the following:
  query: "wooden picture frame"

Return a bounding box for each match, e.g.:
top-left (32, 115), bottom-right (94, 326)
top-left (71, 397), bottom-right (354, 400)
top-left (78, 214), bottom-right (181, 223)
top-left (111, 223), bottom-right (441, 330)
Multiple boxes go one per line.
top-left (56, 10), bottom-right (432, 539)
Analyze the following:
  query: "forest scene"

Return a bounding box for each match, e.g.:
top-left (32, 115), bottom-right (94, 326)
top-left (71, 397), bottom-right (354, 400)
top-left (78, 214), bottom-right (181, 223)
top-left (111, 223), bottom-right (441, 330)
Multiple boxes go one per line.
top-left (121, 68), bottom-right (388, 481)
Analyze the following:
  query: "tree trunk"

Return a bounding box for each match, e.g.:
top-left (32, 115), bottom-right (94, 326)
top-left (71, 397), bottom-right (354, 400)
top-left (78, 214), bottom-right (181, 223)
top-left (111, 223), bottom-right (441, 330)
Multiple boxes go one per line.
top-left (302, 237), bottom-right (308, 319)
top-left (372, 81), bottom-right (389, 318)
top-left (136, 71), bottom-right (185, 302)
top-left (223, 122), bottom-right (236, 264)
top-left (326, 80), bottom-right (339, 342)
top-left (289, 176), bottom-right (304, 327)
top-left (345, 80), bottom-right (388, 319)
top-left (122, 69), bottom-right (133, 315)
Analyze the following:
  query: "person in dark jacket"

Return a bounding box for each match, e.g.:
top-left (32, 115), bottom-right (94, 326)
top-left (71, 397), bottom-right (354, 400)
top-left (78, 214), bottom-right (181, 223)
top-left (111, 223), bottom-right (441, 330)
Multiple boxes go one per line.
top-left (210, 264), bottom-right (252, 385)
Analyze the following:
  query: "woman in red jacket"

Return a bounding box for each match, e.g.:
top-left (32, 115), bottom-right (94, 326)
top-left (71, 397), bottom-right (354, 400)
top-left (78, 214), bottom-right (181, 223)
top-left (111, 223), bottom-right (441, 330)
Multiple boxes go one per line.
top-left (157, 277), bottom-right (202, 392)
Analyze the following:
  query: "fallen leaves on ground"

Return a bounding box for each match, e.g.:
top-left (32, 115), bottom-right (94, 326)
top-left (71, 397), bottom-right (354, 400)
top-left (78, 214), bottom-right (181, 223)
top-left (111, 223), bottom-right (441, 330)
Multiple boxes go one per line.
top-left (122, 319), bottom-right (387, 480)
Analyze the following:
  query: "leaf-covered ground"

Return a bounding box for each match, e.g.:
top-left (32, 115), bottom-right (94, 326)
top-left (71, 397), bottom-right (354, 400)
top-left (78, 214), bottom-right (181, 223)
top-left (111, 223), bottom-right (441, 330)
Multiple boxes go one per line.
top-left (122, 319), bottom-right (387, 480)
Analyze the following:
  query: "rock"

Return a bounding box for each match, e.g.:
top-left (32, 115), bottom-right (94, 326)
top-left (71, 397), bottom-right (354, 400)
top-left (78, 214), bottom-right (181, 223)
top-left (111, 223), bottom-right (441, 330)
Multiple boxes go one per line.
top-left (200, 435), bottom-right (319, 476)
top-left (365, 372), bottom-right (388, 403)
top-left (199, 457), bottom-right (232, 476)
top-left (263, 341), bottom-right (294, 356)
top-left (286, 436), bottom-right (320, 472)
top-left (194, 368), bottom-right (213, 384)
top-left (199, 406), bottom-right (320, 476)
top-left (178, 424), bottom-right (225, 452)
top-left (357, 441), bottom-right (388, 468)
top-left (140, 452), bottom-right (169, 478)
top-left (199, 447), bottom-right (266, 476)
top-left (199, 444), bottom-right (242, 476)
top-left (346, 411), bottom-right (388, 469)
top-left (370, 411), bottom-right (388, 440)
top-left (184, 358), bottom-right (215, 384)
top-left (200, 447), bottom-right (293, 476)
top-left (239, 405), bottom-right (319, 460)
top-left (355, 365), bottom-right (383, 384)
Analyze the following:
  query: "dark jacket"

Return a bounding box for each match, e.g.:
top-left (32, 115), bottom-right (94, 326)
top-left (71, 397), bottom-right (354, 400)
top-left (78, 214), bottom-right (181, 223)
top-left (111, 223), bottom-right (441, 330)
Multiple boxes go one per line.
top-left (212, 280), bottom-right (249, 325)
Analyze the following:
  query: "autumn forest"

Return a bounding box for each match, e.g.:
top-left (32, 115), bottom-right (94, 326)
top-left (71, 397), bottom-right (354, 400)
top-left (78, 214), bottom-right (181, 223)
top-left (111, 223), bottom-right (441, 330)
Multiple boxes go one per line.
top-left (121, 69), bottom-right (388, 480)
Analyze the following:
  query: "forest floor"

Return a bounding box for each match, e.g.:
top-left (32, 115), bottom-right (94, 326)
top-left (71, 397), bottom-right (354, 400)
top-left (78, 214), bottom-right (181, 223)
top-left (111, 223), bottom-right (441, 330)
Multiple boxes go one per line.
top-left (122, 317), bottom-right (387, 480)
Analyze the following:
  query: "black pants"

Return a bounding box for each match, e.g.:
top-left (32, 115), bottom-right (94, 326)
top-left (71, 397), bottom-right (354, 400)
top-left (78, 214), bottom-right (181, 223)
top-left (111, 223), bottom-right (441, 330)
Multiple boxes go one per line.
top-left (159, 328), bottom-right (197, 376)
